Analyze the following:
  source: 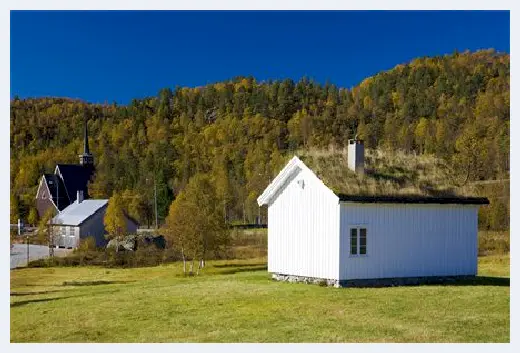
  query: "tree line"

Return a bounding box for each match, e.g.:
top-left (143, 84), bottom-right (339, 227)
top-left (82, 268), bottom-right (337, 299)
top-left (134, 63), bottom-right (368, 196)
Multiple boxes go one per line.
top-left (10, 49), bottom-right (510, 230)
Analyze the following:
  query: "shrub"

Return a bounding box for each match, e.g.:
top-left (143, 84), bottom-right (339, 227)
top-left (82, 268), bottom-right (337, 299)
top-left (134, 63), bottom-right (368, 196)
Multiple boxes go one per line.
top-left (77, 236), bottom-right (97, 252)
top-left (27, 258), bottom-right (51, 268)
top-left (26, 228), bottom-right (267, 268)
top-left (479, 231), bottom-right (510, 256)
top-left (135, 234), bottom-right (166, 250)
top-left (318, 279), bottom-right (328, 287)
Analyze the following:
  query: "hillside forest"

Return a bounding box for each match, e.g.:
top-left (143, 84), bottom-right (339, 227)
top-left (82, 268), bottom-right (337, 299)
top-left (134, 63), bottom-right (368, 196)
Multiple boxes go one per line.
top-left (10, 50), bottom-right (510, 231)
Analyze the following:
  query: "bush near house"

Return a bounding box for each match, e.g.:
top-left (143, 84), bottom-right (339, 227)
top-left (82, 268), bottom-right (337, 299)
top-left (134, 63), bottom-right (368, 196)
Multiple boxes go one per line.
top-left (478, 231), bottom-right (510, 256)
top-left (27, 247), bottom-right (176, 268)
top-left (78, 236), bottom-right (97, 251)
top-left (27, 229), bottom-right (267, 268)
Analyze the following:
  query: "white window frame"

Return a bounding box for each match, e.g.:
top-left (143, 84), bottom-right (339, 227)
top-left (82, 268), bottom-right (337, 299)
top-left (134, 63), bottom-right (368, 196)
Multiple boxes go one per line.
top-left (68, 226), bottom-right (75, 237)
top-left (349, 225), bottom-right (368, 257)
top-left (61, 226), bottom-right (67, 236)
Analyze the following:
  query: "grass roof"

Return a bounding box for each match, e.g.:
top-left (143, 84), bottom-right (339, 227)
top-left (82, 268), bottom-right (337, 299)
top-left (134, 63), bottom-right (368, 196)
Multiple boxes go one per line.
top-left (295, 148), bottom-right (464, 198)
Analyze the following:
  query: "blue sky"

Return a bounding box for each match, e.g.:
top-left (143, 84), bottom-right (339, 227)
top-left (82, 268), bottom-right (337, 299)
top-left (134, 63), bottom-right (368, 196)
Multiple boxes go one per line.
top-left (10, 10), bottom-right (510, 104)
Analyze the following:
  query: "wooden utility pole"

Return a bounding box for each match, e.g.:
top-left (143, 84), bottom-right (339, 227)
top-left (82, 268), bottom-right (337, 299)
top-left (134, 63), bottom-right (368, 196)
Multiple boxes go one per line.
top-left (48, 223), bottom-right (55, 257)
top-left (154, 177), bottom-right (158, 230)
top-left (147, 176), bottom-right (159, 230)
top-left (20, 219), bottom-right (29, 266)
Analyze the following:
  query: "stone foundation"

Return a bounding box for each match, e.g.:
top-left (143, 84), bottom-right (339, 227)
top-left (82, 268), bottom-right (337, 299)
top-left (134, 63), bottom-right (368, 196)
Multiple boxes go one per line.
top-left (272, 273), bottom-right (476, 288)
top-left (272, 273), bottom-right (340, 287)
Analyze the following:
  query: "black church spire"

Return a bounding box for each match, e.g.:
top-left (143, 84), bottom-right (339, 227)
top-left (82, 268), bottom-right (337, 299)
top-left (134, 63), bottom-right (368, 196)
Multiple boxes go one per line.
top-left (79, 114), bottom-right (94, 167)
top-left (83, 116), bottom-right (90, 155)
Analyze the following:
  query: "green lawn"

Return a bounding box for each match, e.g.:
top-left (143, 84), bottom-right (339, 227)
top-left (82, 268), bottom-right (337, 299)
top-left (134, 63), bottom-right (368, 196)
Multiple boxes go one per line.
top-left (10, 256), bottom-right (509, 343)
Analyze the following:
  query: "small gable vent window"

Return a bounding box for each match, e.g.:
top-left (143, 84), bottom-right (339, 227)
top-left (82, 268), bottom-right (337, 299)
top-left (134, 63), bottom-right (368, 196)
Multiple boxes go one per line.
top-left (297, 179), bottom-right (305, 189)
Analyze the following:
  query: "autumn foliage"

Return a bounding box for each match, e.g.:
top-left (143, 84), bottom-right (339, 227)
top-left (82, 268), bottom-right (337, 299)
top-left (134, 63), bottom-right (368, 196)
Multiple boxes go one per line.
top-left (10, 50), bottom-right (509, 230)
top-left (163, 174), bottom-right (229, 274)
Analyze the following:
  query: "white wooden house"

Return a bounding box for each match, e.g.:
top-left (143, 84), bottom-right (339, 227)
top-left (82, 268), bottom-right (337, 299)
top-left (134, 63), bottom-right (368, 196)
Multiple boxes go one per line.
top-left (257, 146), bottom-right (489, 287)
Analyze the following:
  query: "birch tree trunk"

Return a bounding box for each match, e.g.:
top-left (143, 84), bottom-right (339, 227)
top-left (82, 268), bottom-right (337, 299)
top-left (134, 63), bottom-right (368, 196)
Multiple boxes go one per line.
top-left (181, 247), bottom-right (186, 275)
top-left (196, 258), bottom-right (205, 275)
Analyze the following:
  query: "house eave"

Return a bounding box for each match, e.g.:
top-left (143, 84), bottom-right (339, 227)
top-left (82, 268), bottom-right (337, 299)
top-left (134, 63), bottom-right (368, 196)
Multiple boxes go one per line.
top-left (337, 194), bottom-right (490, 205)
top-left (257, 156), bottom-right (302, 206)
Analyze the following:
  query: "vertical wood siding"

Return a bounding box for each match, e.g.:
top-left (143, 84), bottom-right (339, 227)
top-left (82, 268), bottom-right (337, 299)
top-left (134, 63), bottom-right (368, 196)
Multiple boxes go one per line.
top-left (268, 167), bottom-right (340, 280)
top-left (79, 206), bottom-right (109, 247)
top-left (79, 209), bottom-right (137, 248)
top-left (36, 180), bottom-right (56, 219)
top-left (339, 203), bottom-right (479, 280)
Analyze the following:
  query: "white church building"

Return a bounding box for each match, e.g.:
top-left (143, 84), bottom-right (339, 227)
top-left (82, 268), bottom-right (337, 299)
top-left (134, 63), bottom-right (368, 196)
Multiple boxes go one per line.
top-left (257, 139), bottom-right (489, 287)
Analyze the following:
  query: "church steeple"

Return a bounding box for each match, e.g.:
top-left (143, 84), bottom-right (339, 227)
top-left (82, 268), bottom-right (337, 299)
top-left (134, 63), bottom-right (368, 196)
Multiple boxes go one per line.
top-left (83, 116), bottom-right (90, 155)
top-left (79, 115), bottom-right (94, 167)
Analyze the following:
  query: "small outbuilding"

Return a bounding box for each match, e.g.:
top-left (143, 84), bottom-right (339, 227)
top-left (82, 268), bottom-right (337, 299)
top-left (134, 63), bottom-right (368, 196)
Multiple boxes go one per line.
top-left (257, 146), bottom-right (489, 287)
top-left (51, 192), bottom-right (138, 248)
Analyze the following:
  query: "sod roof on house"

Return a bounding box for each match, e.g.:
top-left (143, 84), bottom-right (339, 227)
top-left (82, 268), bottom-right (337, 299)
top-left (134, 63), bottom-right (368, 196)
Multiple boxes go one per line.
top-left (295, 149), bottom-right (488, 204)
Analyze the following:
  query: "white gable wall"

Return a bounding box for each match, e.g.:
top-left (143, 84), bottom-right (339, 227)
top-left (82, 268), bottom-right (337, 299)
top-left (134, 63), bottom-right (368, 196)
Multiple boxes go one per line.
top-left (267, 166), bottom-right (340, 280)
top-left (339, 203), bottom-right (479, 280)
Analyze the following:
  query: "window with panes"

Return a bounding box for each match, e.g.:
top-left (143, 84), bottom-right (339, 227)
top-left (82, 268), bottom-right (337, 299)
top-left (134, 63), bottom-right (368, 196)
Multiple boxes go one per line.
top-left (350, 227), bottom-right (367, 256)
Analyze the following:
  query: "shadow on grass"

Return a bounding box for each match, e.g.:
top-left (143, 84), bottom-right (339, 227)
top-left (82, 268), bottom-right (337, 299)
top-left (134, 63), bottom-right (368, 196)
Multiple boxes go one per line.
top-left (441, 276), bottom-right (510, 287)
top-left (344, 276), bottom-right (510, 288)
top-left (217, 265), bottom-right (267, 275)
top-left (62, 280), bottom-right (135, 287)
top-left (418, 182), bottom-right (457, 197)
top-left (213, 263), bottom-right (266, 268)
top-left (10, 296), bottom-right (77, 308)
top-left (364, 168), bottom-right (411, 187)
top-left (11, 290), bottom-right (63, 296)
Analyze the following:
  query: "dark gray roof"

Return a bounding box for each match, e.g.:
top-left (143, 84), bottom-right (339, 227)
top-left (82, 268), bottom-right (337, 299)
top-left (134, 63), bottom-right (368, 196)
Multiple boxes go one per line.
top-left (55, 164), bottom-right (95, 201)
top-left (43, 174), bottom-right (70, 211)
top-left (337, 194), bottom-right (490, 205)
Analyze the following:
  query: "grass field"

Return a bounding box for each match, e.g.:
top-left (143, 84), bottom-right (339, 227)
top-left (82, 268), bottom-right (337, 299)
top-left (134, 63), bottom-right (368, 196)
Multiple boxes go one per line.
top-left (10, 255), bottom-right (509, 343)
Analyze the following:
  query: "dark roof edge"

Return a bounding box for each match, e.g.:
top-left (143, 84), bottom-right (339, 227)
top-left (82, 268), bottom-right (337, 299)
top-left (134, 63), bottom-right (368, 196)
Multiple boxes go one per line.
top-left (337, 194), bottom-right (490, 205)
top-left (123, 211), bottom-right (140, 227)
